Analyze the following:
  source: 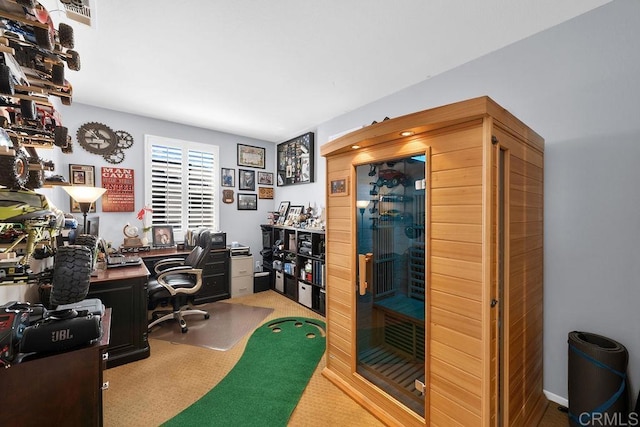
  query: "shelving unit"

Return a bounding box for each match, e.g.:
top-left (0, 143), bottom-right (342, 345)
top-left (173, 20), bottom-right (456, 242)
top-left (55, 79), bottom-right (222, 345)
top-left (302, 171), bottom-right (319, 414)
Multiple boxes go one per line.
top-left (260, 224), bottom-right (325, 315)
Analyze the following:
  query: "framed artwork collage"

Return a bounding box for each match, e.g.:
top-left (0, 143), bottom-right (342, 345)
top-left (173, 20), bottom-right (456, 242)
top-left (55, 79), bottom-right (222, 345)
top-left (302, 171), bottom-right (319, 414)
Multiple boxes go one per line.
top-left (223, 143), bottom-right (273, 210)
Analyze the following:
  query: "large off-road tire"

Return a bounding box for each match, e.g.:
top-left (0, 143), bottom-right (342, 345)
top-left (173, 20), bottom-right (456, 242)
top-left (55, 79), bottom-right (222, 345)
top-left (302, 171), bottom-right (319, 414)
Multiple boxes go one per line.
top-left (16, 0), bottom-right (36, 7)
top-left (26, 169), bottom-right (44, 190)
top-left (50, 245), bottom-right (92, 306)
top-left (0, 151), bottom-right (29, 189)
top-left (26, 158), bottom-right (45, 189)
top-left (66, 50), bottom-right (81, 71)
top-left (20, 99), bottom-right (37, 120)
top-left (0, 64), bottom-right (15, 95)
top-left (52, 64), bottom-right (65, 86)
top-left (58, 23), bottom-right (74, 49)
top-left (74, 234), bottom-right (98, 250)
top-left (74, 233), bottom-right (98, 268)
top-left (25, 170), bottom-right (44, 190)
top-left (34, 26), bottom-right (54, 51)
top-left (54, 126), bottom-right (68, 147)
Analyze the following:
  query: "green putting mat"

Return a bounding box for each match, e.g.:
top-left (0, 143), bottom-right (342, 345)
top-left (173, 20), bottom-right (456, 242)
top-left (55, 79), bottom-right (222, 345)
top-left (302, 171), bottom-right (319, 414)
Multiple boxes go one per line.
top-left (164, 317), bottom-right (326, 427)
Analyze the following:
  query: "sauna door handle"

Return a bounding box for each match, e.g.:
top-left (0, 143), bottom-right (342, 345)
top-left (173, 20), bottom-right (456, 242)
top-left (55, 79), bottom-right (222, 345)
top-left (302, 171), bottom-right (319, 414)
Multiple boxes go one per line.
top-left (358, 253), bottom-right (373, 296)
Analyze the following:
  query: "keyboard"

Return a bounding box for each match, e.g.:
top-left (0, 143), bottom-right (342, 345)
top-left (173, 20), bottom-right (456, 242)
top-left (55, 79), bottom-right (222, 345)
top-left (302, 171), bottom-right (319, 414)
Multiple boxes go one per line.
top-left (107, 254), bottom-right (142, 268)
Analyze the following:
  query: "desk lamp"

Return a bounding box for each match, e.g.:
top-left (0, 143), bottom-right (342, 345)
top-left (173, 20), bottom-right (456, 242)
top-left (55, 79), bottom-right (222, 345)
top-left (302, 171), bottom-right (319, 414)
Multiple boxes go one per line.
top-left (63, 186), bottom-right (107, 234)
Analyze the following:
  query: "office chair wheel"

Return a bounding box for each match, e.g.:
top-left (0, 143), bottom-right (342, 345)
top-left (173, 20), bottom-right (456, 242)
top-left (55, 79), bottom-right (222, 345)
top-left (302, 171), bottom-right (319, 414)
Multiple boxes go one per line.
top-left (181, 326), bottom-right (188, 333)
top-left (204, 313), bottom-right (210, 319)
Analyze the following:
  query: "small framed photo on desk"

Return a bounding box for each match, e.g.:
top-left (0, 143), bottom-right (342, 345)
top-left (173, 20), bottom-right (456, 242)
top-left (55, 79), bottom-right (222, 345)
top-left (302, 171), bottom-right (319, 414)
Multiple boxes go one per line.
top-left (152, 225), bottom-right (174, 248)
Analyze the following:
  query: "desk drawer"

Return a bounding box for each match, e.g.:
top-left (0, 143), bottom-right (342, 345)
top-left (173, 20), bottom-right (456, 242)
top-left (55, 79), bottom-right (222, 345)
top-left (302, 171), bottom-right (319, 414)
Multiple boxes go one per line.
top-left (231, 275), bottom-right (253, 298)
top-left (231, 256), bottom-right (253, 277)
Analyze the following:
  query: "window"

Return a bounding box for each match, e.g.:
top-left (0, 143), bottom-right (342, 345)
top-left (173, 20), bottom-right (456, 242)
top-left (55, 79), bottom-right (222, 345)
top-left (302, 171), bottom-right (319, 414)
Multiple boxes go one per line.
top-left (144, 135), bottom-right (219, 241)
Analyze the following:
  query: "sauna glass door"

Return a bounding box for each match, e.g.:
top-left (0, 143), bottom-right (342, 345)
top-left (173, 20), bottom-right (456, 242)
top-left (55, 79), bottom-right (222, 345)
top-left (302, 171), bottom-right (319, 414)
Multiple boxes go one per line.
top-left (355, 155), bottom-right (426, 416)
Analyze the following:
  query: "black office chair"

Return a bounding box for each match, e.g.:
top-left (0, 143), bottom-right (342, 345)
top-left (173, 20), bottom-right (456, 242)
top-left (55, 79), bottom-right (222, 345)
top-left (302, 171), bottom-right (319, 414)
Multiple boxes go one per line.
top-left (147, 230), bottom-right (212, 333)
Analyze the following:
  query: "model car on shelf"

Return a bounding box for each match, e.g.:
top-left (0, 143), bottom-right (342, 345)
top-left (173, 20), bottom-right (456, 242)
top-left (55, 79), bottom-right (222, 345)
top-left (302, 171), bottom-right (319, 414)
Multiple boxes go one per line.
top-left (0, 49), bottom-right (30, 96)
top-left (0, 125), bottom-right (56, 189)
top-left (0, 2), bottom-right (79, 104)
top-left (0, 188), bottom-right (90, 291)
top-left (375, 169), bottom-right (410, 188)
top-left (0, 1), bottom-right (74, 51)
top-left (0, 187), bottom-right (64, 266)
top-left (1, 100), bottom-right (69, 145)
top-left (1, 20), bottom-right (80, 73)
top-left (378, 209), bottom-right (413, 223)
top-left (0, 222), bottom-right (24, 243)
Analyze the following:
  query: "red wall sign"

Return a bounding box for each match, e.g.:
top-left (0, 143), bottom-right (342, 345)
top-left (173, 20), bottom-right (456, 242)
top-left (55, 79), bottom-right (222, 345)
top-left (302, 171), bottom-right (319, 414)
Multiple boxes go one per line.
top-left (101, 167), bottom-right (135, 212)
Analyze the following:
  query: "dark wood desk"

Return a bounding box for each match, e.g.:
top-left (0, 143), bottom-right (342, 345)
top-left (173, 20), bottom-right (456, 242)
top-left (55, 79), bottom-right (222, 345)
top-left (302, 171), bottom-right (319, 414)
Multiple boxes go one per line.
top-left (140, 247), bottom-right (191, 259)
top-left (1, 310), bottom-right (111, 426)
top-left (88, 263), bottom-right (150, 368)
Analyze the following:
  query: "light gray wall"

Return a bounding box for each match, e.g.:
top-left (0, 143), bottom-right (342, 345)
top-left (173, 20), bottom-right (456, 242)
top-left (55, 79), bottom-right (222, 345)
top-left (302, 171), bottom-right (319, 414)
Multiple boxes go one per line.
top-left (42, 104), bottom-right (275, 262)
top-left (23, 0), bottom-right (639, 405)
top-left (298, 0), bottom-right (639, 403)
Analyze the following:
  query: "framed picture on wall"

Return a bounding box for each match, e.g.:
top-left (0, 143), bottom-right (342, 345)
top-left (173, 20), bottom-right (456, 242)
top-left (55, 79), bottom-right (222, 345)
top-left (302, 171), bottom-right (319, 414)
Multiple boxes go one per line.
top-left (258, 171), bottom-right (273, 185)
top-left (258, 187), bottom-right (273, 199)
top-left (276, 132), bottom-right (314, 186)
top-left (221, 168), bottom-right (235, 187)
top-left (237, 144), bottom-right (265, 169)
top-left (329, 177), bottom-right (348, 196)
top-left (69, 164), bottom-right (96, 213)
top-left (238, 169), bottom-right (255, 191)
top-left (238, 193), bottom-right (258, 210)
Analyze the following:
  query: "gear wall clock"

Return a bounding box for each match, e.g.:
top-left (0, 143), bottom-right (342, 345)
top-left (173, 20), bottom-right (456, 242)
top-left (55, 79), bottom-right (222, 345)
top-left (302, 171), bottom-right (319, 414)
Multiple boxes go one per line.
top-left (76, 122), bottom-right (134, 164)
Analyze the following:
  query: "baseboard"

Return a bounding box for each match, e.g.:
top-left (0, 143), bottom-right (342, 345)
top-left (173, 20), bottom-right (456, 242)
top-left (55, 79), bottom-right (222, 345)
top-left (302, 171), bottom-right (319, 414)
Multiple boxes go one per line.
top-left (544, 389), bottom-right (568, 408)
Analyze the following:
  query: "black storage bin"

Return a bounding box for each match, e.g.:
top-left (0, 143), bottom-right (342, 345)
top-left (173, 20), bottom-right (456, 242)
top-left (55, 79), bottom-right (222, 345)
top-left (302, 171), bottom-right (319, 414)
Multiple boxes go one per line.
top-left (284, 275), bottom-right (296, 299)
top-left (568, 331), bottom-right (629, 426)
top-left (319, 289), bottom-right (326, 314)
top-left (254, 271), bottom-right (271, 293)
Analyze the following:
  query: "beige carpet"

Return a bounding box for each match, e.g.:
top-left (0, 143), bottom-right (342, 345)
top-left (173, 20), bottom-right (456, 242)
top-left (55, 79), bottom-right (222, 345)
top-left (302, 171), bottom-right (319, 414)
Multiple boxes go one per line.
top-left (103, 290), bottom-right (567, 426)
top-left (148, 301), bottom-right (274, 351)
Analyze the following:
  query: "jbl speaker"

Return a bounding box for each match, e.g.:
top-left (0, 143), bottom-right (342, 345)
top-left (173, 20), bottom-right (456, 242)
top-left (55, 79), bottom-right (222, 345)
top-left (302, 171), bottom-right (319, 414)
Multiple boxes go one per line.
top-left (20, 311), bottom-right (101, 354)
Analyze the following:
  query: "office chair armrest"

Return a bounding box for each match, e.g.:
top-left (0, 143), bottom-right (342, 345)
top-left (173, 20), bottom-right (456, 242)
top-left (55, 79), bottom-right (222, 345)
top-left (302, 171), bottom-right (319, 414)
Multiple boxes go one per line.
top-left (154, 257), bottom-right (188, 274)
top-left (155, 265), bottom-right (192, 278)
top-left (156, 268), bottom-right (203, 296)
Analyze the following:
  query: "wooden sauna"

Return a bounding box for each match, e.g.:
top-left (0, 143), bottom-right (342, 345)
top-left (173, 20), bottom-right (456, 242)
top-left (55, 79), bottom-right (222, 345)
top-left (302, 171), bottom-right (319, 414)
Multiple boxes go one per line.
top-left (320, 96), bottom-right (546, 426)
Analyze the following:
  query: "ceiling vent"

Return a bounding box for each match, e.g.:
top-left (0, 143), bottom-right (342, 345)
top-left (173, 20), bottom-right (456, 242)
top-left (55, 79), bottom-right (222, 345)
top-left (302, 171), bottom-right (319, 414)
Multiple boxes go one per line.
top-left (62, 0), bottom-right (94, 27)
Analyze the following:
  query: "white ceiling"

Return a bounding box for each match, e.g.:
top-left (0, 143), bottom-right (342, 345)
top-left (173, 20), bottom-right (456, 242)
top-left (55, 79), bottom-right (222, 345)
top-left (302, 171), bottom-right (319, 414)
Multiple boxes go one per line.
top-left (44, 0), bottom-right (611, 143)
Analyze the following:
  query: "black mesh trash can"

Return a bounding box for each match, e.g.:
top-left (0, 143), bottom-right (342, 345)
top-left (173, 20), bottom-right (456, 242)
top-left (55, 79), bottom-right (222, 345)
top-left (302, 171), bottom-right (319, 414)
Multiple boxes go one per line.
top-left (568, 331), bottom-right (629, 426)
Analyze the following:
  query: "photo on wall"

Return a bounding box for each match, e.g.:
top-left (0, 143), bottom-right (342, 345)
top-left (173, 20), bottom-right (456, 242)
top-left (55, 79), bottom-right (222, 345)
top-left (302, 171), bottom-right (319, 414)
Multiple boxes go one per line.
top-left (239, 169), bottom-right (255, 191)
top-left (237, 193), bottom-right (257, 210)
top-left (221, 168), bottom-right (235, 187)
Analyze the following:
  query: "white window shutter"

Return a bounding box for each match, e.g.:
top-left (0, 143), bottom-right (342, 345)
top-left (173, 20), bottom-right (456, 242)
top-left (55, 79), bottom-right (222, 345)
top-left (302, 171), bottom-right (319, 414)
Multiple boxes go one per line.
top-left (144, 135), bottom-right (219, 239)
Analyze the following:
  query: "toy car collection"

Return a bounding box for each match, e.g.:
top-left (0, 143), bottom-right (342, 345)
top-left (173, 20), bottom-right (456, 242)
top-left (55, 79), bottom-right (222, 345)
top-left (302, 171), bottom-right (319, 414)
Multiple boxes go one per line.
top-left (0, 2), bottom-right (83, 291)
top-left (0, 0), bottom-right (78, 190)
